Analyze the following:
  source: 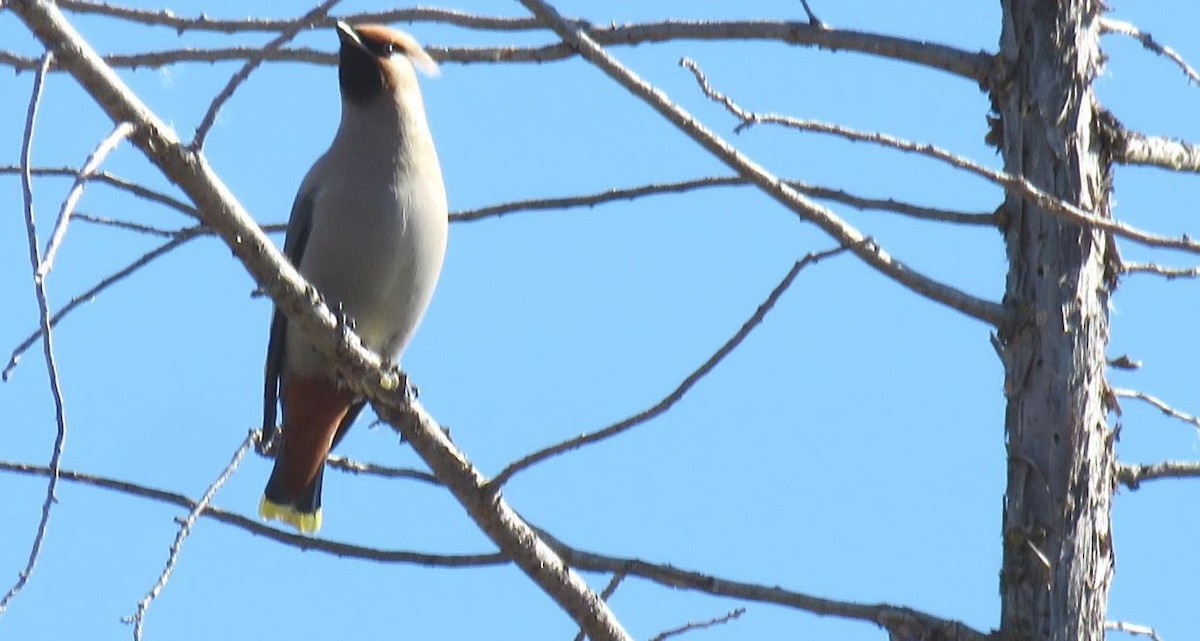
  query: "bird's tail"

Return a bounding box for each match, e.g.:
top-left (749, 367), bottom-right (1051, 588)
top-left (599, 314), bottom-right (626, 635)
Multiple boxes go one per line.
top-left (260, 465), bottom-right (324, 534)
top-left (259, 375), bottom-right (358, 535)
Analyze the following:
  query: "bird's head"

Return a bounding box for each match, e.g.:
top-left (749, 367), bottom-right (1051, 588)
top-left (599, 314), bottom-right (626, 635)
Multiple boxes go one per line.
top-left (335, 21), bottom-right (439, 106)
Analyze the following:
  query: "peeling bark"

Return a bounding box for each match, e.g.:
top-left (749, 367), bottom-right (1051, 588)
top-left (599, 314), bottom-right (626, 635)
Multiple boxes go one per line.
top-left (995, 2), bottom-right (1116, 640)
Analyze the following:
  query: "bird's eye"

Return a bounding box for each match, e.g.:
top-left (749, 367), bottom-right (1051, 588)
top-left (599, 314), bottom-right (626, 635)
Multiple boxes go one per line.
top-left (383, 42), bottom-right (403, 56)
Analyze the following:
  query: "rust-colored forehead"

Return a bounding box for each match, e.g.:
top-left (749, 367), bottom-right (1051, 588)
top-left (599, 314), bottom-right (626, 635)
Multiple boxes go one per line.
top-left (353, 24), bottom-right (422, 51)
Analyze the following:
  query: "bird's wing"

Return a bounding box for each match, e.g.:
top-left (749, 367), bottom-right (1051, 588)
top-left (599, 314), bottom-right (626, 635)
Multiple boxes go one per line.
top-left (262, 186), bottom-right (318, 442)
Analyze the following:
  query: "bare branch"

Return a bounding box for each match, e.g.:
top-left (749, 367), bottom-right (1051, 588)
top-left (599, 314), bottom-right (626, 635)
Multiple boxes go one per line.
top-left (324, 454), bottom-right (441, 486)
top-left (124, 432), bottom-right (255, 640)
top-left (1, 20), bottom-right (996, 85)
top-left (798, 1), bottom-right (825, 29)
top-left (452, 175), bottom-right (994, 226)
top-left (0, 458), bottom-right (989, 641)
top-left (682, 57), bottom-right (1200, 257)
top-left (0, 165), bottom-right (199, 217)
top-left (648, 608), bottom-right (745, 641)
top-left (1107, 355), bottom-right (1142, 371)
top-left (75, 212), bottom-right (179, 237)
top-left (1112, 387), bottom-right (1200, 430)
top-left (533, 528), bottom-right (991, 641)
top-left (0, 51), bottom-right (69, 617)
top-left (490, 244), bottom-right (851, 488)
top-left (1105, 620), bottom-right (1164, 641)
top-left (38, 121), bottom-right (135, 276)
top-left (4, 226), bottom-right (205, 382)
top-left (1112, 128), bottom-right (1200, 174)
top-left (1099, 17), bottom-right (1200, 87)
top-left (1121, 261), bottom-right (1200, 280)
top-left (1117, 461), bottom-right (1200, 490)
top-left (515, 0), bottom-right (1008, 327)
top-left (56, 1), bottom-right (540, 33)
top-left (9, 3), bottom-right (629, 637)
top-left (0, 460), bottom-right (506, 567)
top-left (190, 0), bottom-right (341, 149)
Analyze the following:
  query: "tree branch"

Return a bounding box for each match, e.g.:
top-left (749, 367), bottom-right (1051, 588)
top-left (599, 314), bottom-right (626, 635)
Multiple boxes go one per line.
top-left (124, 432), bottom-right (255, 640)
top-left (648, 608), bottom-right (745, 641)
top-left (1099, 17), bottom-right (1200, 88)
top-left (0, 165), bottom-right (199, 217)
top-left (1, 18), bottom-right (997, 85)
top-left (451, 175), bottom-right (994, 226)
top-left (534, 528), bottom-right (991, 641)
top-left (1112, 387), bottom-right (1200, 431)
top-left (38, 122), bottom-right (135, 277)
top-left (4, 226), bottom-right (206, 382)
top-left (0, 460), bottom-right (505, 567)
top-left (0, 458), bottom-right (991, 641)
top-left (0, 51), bottom-right (70, 617)
top-left (1121, 261), bottom-right (1200, 280)
top-left (1117, 461), bottom-right (1200, 490)
top-left (1105, 620), bottom-right (1164, 641)
top-left (490, 245), bottom-right (852, 488)
top-left (56, 1), bottom-right (541, 33)
top-left (514, 0), bottom-right (1008, 327)
top-left (1111, 127), bottom-right (1200, 174)
top-left (190, 0), bottom-right (341, 149)
top-left (7, 2), bottom-right (629, 638)
top-left (682, 57), bottom-right (1200, 256)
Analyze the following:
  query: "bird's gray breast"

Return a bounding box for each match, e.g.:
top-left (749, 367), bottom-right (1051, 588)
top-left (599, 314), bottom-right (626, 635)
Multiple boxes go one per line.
top-left (289, 152), bottom-right (447, 373)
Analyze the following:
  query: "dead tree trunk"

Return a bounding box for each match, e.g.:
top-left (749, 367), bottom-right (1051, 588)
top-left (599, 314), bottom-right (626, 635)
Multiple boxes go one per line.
top-left (995, 1), bottom-right (1117, 640)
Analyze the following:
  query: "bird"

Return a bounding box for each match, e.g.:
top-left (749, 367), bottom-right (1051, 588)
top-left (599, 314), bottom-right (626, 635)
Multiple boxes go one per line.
top-left (259, 21), bottom-right (447, 534)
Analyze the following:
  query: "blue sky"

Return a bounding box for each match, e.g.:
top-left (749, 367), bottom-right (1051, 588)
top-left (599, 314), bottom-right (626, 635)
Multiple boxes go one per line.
top-left (2, 1), bottom-right (1198, 639)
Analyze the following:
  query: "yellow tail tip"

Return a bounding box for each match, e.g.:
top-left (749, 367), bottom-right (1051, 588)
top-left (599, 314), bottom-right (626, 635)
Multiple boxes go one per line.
top-left (259, 496), bottom-right (322, 534)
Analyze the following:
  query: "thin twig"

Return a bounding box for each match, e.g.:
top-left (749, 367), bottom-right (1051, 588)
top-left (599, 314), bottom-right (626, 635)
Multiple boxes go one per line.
top-left (190, 0), bottom-right (342, 149)
top-left (124, 432), bottom-right (256, 640)
top-left (0, 51), bottom-right (69, 617)
top-left (39, 121), bottom-right (135, 276)
top-left (1111, 388), bottom-right (1200, 430)
top-left (798, 0), bottom-right (825, 29)
top-left (529, 527), bottom-right (988, 641)
top-left (0, 165), bottom-right (199, 217)
top-left (451, 175), bottom-right (993, 226)
top-left (1105, 620), bottom-right (1164, 641)
top-left (1117, 461), bottom-right (1200, 490)
top-left (682, 57), bottom-right (1200, 256)
top-left (57, 1), bottom-right (541, 33)
top-left (573, 573), bottom-right (627, 641)
top-left (323, 454), bottom-right (441, 486)
top-left (4, 227), bottom-right (205, 382)
top-left (75, 212), bottom-right (179, 237)
top-left (1121, 261), bottom-right (1200, 279)
top-left (1099, 17), bottom-right (1200, 87)
top-left (649, 608), bottom-right (746, 641)
top-left (0, 460), bottom-right (505, 567)
top-left (0, 459), bottom-right (988, 641)
top-left (516, 1), bottom-right (1007, 327)
top-left (490, 244), bottom-right (851, 488)
top-left (0, 21), bottom-right (997, 85)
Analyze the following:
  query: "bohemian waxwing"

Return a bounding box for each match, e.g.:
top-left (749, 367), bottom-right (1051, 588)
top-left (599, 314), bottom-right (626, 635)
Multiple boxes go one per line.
top-left (259, 21), bottom-right (447, 534)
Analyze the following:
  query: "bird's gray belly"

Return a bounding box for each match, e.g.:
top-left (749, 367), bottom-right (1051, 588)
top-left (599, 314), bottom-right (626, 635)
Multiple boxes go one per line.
top-left (285, 192), bottom-right (446, 377)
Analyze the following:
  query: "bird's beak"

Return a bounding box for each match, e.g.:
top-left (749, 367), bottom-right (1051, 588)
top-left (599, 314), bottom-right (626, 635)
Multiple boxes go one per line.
top-left (334, 21), bottom-right (365, 50)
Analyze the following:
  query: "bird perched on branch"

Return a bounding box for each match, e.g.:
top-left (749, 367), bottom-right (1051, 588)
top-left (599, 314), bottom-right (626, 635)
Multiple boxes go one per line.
top-left (259, 21), bottom-right (447, 534)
